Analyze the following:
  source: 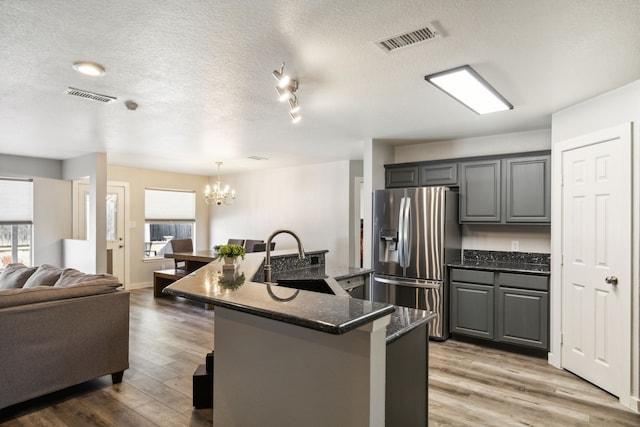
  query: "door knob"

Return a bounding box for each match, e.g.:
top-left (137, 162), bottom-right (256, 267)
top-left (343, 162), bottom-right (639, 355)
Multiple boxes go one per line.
top-left (605, 276), bottom-right (618, 285)
top-left (118, 245), bottom-right (124, 249)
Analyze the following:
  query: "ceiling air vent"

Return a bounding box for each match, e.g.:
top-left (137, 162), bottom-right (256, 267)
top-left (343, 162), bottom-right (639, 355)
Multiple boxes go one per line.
top-left (64, 87), bottom-right (117, 104)
top-left (375, 23), bottom-right (441, 53)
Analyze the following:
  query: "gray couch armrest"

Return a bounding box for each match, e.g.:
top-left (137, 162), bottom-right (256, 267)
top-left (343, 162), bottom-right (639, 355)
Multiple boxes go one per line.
top-left (0, 291), bottom-right (129, 409)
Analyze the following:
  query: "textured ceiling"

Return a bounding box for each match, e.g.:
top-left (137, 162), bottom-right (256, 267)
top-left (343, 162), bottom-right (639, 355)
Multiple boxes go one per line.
top-left (1, 0), bottom-right (639, 175)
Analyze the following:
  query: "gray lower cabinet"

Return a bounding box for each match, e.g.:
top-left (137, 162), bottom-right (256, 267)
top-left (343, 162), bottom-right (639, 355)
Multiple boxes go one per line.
top-left (450, 268), bottom-right (495, 339)
top-left (497, 287), bottom-right (549, 349)
top-left (450, 281), bottom-right (494, 339)
top-left (450, 268), bottom-right (549, 350)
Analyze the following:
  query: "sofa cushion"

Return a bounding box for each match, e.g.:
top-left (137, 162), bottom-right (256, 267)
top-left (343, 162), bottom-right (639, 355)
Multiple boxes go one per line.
top-left (0, 282), bottom-right (122, 309)
top-left (22, 264), bottom-right (64, 288)
top-left (54, 268), bottom-right (120, 287)
top-left (0, 264), bottom-right (38, 290)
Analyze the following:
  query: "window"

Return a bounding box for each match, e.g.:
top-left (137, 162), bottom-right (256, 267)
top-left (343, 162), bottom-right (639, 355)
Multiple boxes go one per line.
top-left (0, 178), bottom-right (33, 267)
top-left (144, 188), bottom-right (195, 258)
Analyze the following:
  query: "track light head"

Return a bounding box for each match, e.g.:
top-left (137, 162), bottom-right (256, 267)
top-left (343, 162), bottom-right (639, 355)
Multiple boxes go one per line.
top-left (276, 86), bottom-right (293, 102)
top-left (290, 111), bottom-right (301, 123)
top-left (288, 97), bottom-right (300, 113)
top-left (272, 63), bottom-right (291, 88)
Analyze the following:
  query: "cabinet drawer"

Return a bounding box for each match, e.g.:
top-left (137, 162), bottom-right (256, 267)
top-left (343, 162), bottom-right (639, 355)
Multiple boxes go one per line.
top-left (497, 272), bottom-right (548, 291)
top-left (337, 274), bottom-right (365, 290)
top-left (450, 268), bottom-right (494, 285)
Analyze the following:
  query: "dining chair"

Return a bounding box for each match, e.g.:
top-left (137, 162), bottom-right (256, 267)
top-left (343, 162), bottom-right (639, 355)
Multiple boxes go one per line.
top-left (227, 238), bottom-right (245, 246)
top-left (243, 239), bottom-right (264, 253)
top-left (170, 238), bottom-right (193, 270)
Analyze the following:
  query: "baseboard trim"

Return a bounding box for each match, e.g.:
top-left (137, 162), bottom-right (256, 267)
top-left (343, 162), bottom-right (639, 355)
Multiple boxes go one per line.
top-left (126, 281), bottom-right (152, 290)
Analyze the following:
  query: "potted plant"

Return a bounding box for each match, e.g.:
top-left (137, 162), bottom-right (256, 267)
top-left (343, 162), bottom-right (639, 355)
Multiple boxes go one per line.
top-left (213, 244), bottom-right (246, 264)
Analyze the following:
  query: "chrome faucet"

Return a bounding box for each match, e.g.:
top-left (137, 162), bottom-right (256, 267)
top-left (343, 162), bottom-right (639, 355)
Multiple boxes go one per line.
top-left (264, 229), bottom-right (306, 283)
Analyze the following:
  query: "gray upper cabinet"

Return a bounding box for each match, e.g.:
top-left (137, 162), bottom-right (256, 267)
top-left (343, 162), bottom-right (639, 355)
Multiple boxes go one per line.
top-left (505, 155), bottom-right (551, 223)
top-left (459, 159), bottom-right (501, 222)
top-left (419, 162), bottom-right (458, 186)
top-left (459, 153), bottom-right (551, 224)
top-left (385, 165), bottom-right (419, 188)
top-left (385, 152), bottom-right (550, 225)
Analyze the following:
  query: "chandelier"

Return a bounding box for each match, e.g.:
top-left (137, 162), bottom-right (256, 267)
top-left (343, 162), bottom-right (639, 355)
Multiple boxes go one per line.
top-left (205, 162), bottom-right (236, 206)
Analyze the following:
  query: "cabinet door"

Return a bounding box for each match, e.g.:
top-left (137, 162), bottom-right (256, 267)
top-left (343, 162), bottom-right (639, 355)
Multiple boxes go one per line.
top-left (419, 162), bottom-right (458, 186)
top-left (450, 282), bottom-right (494, 339)
top-left (459, 160), bottom-right (501, 222)
top-left (385, 165), bottom-right (419, 188)
top-left (505, 155), bottom-right (551, 223)
top-left (497, 287), bottom-right (549, 350)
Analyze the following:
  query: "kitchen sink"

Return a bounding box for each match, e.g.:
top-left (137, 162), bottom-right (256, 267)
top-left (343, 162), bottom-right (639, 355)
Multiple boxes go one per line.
top-left (275, 278), bottom-right (336, 295)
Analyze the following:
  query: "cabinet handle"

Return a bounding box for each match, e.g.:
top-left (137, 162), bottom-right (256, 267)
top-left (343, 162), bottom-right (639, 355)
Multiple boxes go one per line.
top-left (605, 276), bottom-right (618, 285)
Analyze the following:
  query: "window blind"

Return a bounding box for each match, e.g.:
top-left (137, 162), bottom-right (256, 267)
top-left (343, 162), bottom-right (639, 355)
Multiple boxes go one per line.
top-left (145, 188), bottom-right (196, 221)
top-left (0, 178), bottom-right (33, 224)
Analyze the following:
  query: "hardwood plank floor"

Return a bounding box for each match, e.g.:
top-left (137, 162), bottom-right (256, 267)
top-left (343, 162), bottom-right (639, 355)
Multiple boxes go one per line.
top-left (1, 289), bottom-right (638, 426)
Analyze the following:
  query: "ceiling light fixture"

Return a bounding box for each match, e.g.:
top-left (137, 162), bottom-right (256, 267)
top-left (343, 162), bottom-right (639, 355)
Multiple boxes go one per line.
top-left (205, 162), bottom-right (236, 206)
top-left (424, 65), bottom-right (512, 115)
top-left (72, 61), bottom-right (106, 77)
top-left (273, 62), bottom-right (301, 123)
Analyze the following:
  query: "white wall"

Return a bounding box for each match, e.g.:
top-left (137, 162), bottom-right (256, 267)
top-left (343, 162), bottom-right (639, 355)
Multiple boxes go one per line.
top-left (210, 161), bottom-right (352, 267)
top-left (388, 129), bottom-right (552, 253)
top-left (393, 129), bottom-right (551, 163)
top-left (33, 177), bottom-right (72, 266)
top-left (107, 165), bottom-right (210, 288)
top-left (551, 79), bottom-right (640, 410)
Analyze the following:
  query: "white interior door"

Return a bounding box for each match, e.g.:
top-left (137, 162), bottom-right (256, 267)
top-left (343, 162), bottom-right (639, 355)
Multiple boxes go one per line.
top-left (106, 185), bottom-right (126, 282)
top-left (560, 124), bottom-right (631, 401)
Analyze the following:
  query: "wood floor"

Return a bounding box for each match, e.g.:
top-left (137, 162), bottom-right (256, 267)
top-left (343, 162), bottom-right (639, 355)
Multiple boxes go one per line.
top-left (1, 289), bottom-right (639, 426)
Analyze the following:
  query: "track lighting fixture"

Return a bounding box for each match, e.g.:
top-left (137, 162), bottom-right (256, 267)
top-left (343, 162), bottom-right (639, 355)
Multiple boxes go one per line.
top-left (272, 62), bottom-right (301, 123)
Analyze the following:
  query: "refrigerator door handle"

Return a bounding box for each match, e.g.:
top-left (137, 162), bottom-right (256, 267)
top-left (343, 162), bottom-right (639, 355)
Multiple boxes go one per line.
top-left (404, 196), bottom-right (412, 267)
top-left (398, 196), bottom-right (406, 267)
top-left (375, 275), bottom-right (442, 289)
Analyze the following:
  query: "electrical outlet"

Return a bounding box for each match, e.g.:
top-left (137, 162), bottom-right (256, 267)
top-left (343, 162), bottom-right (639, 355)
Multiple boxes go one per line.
top-left (511, 241), bottom-right (520, 252)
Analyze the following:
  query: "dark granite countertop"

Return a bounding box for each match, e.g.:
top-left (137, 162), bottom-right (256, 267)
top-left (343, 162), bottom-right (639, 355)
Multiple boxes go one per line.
top-left (448, 249), bottom-right (551, 275)
top-left (447, 260), bottom-right (550, 275)
top-left (164, 258), bottom-right (394, 335)
top-left (163, 249), bottom-right (433, 341)
top-left (386, 306), bottom-right (436, 344)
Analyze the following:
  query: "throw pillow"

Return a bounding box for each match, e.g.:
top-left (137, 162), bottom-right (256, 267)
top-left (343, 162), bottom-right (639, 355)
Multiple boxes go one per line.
top-left (22, 264), bottom-right (64, 288)
top-left (0, 263), bottom-right (38, 290)
top-left (54, 268), bottom-right (120, 287)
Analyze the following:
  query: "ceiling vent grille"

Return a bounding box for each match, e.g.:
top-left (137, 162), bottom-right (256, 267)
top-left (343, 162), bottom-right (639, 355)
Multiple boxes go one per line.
top-left (64, 87), bottom-right (117, 104)
top-left (375, 23), bottom-right (441, 53)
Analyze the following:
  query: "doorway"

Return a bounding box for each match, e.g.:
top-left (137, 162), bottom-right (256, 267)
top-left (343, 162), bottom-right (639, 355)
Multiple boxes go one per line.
top-left (555, 123), bottom-right (632, 407)
top-left (74, 180), bottom-right (129, 286)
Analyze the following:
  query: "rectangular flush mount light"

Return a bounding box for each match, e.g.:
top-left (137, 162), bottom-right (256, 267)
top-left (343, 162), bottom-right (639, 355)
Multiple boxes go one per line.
top-left (424, 65), bottom-right (513, 114)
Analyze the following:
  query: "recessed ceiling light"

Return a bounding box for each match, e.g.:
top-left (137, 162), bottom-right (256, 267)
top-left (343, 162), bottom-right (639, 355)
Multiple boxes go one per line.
top-left (424, 65), bottom-right (512, 114)
top-left (72, 61), bottom-right (106, 77)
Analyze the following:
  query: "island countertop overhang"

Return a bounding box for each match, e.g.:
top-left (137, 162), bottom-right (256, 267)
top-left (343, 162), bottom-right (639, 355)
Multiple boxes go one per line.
top-left (163, 250), bottom-right (395, 335)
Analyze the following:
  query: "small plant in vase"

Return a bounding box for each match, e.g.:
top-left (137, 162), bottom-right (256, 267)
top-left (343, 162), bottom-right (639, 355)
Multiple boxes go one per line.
top-left (213, 244), bottom-right (246, 265)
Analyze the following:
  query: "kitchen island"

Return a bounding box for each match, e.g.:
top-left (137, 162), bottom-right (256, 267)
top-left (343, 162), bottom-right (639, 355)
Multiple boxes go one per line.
top-left (164, 249), bottom-right (434, 427)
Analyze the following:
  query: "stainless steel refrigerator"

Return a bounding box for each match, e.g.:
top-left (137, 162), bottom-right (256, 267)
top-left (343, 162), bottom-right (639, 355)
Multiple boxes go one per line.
top-left (372, 186), bottom-right (461, 340)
